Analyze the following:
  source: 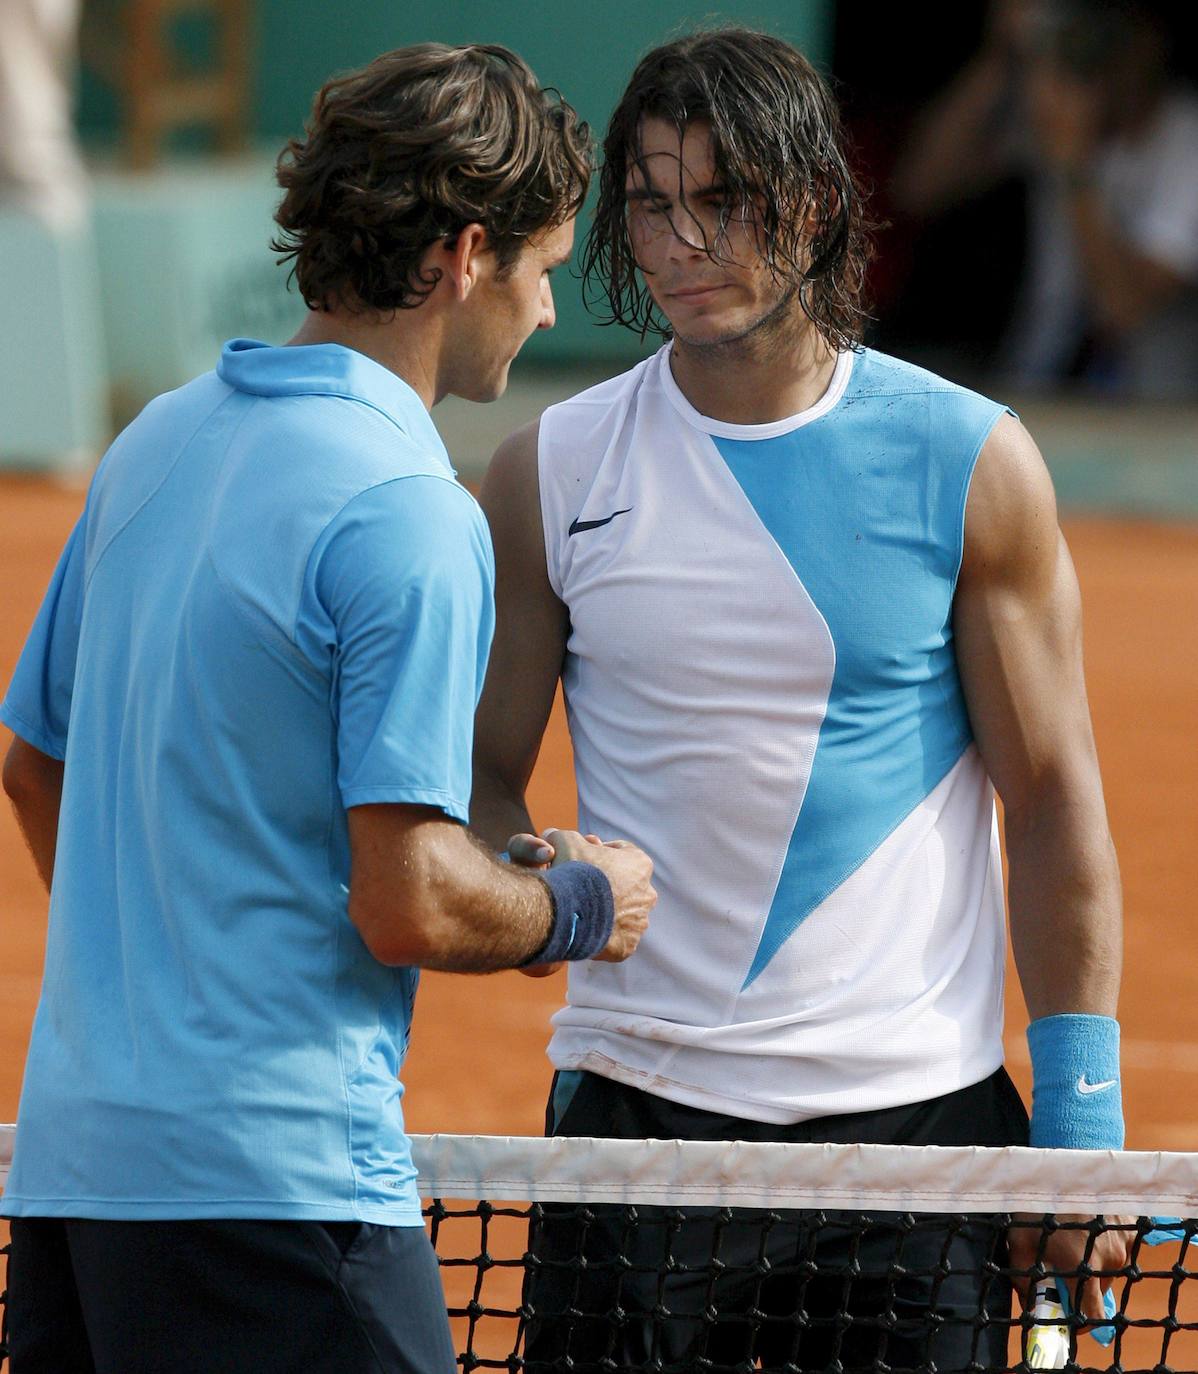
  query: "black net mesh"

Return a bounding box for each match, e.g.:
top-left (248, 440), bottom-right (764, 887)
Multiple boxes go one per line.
top-left (425, 1202), bottom-right (1198, 1373)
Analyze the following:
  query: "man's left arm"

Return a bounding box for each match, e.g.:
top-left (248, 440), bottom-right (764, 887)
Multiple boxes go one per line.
top-left (955, 413), bottom-right (1129, 1314)
top-left (956, 412), bottom-right (1121, 1027)
top-left (3, 735), bottom-right (64, 892)
top-left (1, 512), bottom-right (87, 896)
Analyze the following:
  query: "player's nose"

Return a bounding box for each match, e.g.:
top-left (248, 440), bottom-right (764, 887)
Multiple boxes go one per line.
top-left (665, 212), bottom-right (708, 257)
top-left (538, 276), bottom-right (556, 330)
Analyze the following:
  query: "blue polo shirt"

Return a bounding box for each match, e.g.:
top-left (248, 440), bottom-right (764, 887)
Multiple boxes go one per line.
top-left (0, 339), bottom-right (495, 1223)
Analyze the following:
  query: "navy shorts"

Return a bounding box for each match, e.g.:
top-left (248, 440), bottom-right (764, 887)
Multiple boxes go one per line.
top-left (522, 1068), bottom-right (1030, 1374)
top-left (4, 1215), bottom-right (455, 1373)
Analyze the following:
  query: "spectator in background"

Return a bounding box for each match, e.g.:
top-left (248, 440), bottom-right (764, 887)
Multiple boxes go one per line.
top-left (0, 0), bottom-right (88, 226)
top-left (893, 0), bottom-right (1198, 400)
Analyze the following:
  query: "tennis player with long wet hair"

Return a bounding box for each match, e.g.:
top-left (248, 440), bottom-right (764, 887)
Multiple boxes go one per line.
top-left (473, 27), bottom-right (1131, 1371)
top-left (0, 43), bottom-right (657, 1373)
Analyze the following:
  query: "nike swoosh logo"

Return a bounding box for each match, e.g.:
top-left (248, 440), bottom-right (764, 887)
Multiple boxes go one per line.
top-left (1076, 1076), bottom-right (1119, 1095)
top-left (567, 507), bottom-right (632, 536)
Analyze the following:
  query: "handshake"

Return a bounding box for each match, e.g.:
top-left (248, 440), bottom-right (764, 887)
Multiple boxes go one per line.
top-left (507, 828), bottom-right (656, 974)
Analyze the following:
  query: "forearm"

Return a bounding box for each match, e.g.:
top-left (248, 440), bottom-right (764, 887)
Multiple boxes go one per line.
top-left (1008, 793), bottom-right (1125, 1152)
top-left (1006, 793), bottom-right (1122, 1020)
top-left (3, 739), bottom-right (64, 891)
top-left (406, 830), bottom-right (555, 973)
top-left (349, 813), bottom-right (553, 973)
top-left (469, 761), bottom-right (536, 855)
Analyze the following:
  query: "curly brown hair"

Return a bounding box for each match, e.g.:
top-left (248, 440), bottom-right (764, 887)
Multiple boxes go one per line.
top-left (582, 28), bottom-right (872, 351)
top-left (273, 44), bottom-right (591, 312)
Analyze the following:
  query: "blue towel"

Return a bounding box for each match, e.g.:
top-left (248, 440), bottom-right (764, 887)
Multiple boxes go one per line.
top-left (1055, 1216), bottom-right (1190, 1346)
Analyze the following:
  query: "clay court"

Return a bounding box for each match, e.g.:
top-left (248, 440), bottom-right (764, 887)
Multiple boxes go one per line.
top-left (1, 471), bottom-right (1197, 1367)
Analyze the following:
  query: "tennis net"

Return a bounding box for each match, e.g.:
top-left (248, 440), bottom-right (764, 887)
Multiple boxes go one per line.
top-left (3, 1124), bottom-right (1197, 1372)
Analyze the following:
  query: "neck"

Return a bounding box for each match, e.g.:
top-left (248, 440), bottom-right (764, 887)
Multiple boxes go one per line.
top-left (287, 305), bottom-right (443, 410)
top-left (668, 311), bottom-right (840, 424)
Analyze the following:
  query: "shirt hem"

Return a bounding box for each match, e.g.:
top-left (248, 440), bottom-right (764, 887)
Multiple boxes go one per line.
top-left (551, 1045), bottom-right (1007, 1126)
top-left (340, 784), bottom-right (469, 823)
top-left (0, 700), bottom-right (67, 760)
top-left (0, 1197), bottom-right (426, 1225)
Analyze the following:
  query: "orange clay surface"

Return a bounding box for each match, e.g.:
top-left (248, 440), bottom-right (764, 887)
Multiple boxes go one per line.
top-left (1, 474), bottom-right (1196, 1362)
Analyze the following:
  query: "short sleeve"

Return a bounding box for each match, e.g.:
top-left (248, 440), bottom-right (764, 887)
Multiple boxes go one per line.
top-left (298, 476), bottom-right (495, 821)
top-left (0, 515), bottom-right (88, 759)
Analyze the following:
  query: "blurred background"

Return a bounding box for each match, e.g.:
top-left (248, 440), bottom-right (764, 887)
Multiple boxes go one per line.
top-left (0, 0), bottom-right (1195, 493)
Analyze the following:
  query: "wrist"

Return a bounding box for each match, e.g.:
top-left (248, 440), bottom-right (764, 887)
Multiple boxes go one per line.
top-left (1026, 1013), bottom-right (1124, 1149)
top-left (522, 861), bottom-right (614, 966)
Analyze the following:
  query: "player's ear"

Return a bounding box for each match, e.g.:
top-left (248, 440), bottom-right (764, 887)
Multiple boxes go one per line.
top-left (800, 186), bottom-right (829, 238)
top-left (444, 223), bottom-right (490, 302)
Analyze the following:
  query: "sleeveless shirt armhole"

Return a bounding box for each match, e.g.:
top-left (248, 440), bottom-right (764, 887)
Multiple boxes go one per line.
top-left (536, 411), bottom-right (566, 601)
top-left (949, 403), bottom-right (1018, 597)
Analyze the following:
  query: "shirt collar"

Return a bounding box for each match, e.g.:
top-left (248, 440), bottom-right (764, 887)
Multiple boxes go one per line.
top-left (217, 338), bottom-right (449, 469)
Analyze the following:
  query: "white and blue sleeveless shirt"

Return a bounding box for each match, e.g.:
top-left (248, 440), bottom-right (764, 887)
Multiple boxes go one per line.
top-left (539, 345), bottom-right (1011, 1124)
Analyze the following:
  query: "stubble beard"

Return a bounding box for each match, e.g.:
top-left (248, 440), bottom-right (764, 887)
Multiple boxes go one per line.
top-left (667, 281), bottom-right (803, 363)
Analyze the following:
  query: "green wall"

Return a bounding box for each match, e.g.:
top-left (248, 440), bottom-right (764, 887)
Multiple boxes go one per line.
top-left (80, 1), bottom-right (833, 365)
top-left (253, 3), bottom-right (831, 140)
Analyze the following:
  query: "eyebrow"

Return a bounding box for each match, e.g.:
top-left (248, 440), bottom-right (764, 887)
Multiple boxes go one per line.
top-left (624, 182), bottom-right (729, 202)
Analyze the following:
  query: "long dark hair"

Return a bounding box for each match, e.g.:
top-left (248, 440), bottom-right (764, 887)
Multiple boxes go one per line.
top-left (582, 28), bottom-right (871, 350)
top-left (274, 44), bottom-right (590, 313)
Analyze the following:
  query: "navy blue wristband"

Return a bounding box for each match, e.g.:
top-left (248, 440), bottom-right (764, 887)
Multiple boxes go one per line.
top-left (1027, 1013), bottom-right (1124, 1149)
top-left (524, 861), bottom-right (614, 965)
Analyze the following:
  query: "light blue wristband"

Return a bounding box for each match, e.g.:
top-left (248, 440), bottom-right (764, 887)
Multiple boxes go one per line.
top-left (1052, 1279), bottom-right (1118, 1347)
top-left (1026, 1013), bottom-right (1124, 1149)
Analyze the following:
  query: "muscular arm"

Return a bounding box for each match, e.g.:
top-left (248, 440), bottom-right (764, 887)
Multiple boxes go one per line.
top-left (471, 419), bottom-right (569, 851)
top-left (955, 414), bottom-right (1121, 1020)
top-left (3, 734), bottom-right (64, 891)
top-left (348, 803), bottom-right (554, 971)
top-left (958, 418), bottom-right (1132, 1315)
top-left (349, 806), bottom-right (653, 973)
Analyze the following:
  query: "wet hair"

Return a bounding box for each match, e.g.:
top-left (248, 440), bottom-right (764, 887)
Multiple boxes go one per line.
top-left (273, 44), bottom-right (590, 312)
top-left (582, 27), bottom-right (871, 349)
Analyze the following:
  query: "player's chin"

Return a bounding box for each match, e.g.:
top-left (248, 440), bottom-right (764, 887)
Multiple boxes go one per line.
top-left (459, 363), bottom-right (512, 404)
top-left (672, 316), bottom-right (750, 348)
top-left (666, 303), bottom-right (751, 345)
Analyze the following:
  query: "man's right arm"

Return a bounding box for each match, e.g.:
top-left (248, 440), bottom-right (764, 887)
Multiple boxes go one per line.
top-left (347, 805), bottom-right (652, 973)
top-left (323, 464), bottom-right (652, 974)
top-left (471, 419), bottom-right (568, 851)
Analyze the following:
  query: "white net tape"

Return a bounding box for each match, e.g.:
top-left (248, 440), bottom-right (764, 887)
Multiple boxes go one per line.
top-left (3, 1123), bottom-right (1197, 1214)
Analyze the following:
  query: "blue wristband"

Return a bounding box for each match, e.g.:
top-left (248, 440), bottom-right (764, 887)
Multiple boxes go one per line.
top-left (523, 861), bottom-right (614, 965)
top-left (1026, 1014), bottom-right (1124, 1149)
top-left (1052, 1280), bottom-right (1118, 1347)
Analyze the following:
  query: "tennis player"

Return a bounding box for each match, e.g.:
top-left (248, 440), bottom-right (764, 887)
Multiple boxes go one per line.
top-left (0, 44), bottom-right (654, 1374)
top-left (472, 28), bottom-right (1131, 1372)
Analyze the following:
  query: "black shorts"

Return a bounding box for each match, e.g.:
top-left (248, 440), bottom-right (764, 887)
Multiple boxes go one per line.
top-left (522, 1067), bottom-right (1030, 1374)
top-left (4, 1215), bottom-right (455, 1374)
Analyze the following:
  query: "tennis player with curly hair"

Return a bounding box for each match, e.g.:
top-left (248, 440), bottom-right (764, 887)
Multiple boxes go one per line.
top-left (472, 28), bottom-right (1130, 1372)
top-left (1, 43), bottom-right (655, 1374)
